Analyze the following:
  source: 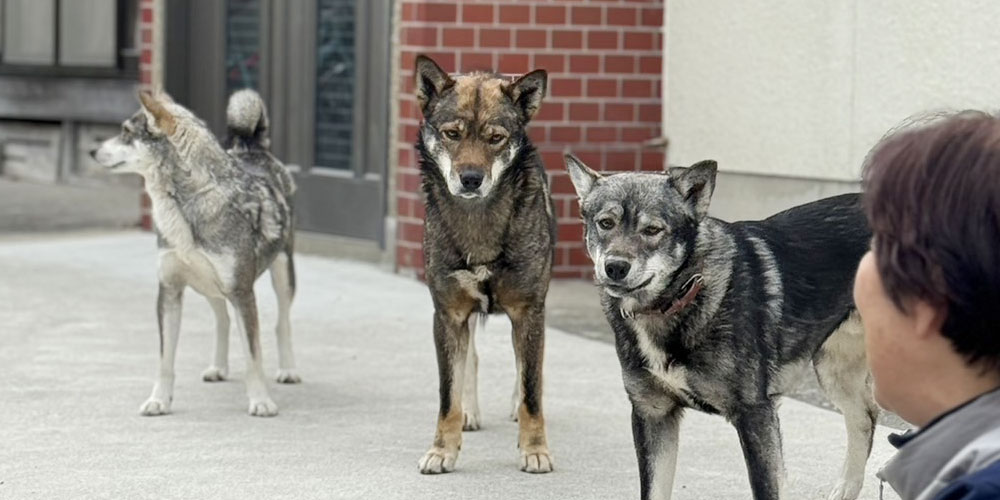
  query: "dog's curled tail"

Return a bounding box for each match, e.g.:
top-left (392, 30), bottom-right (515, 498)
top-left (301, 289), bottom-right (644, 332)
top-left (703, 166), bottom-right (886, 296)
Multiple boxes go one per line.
top-left (226, 88), bottom-right (270, 150)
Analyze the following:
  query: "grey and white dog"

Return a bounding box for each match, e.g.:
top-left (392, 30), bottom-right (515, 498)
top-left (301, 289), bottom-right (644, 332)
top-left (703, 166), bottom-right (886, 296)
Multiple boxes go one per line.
top-left (92, 89), bottom-right (299, 417)
top-left (565, 155), bottom-right (877, 500)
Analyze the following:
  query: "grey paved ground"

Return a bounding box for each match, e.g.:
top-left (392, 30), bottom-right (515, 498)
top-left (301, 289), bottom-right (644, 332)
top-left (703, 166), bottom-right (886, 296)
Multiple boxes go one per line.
top-left (0, 177), bottom-right (141, 232)
top-left (0, 232), bottom-right (904, 499)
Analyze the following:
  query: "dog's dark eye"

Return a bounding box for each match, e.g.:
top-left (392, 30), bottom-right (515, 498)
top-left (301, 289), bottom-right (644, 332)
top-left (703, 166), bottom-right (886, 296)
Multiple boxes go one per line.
top-left (442, 129), bottom-right (461, 141)
top-left (598, 219), bottom-right (615, 230)
top-left (488, 134), bottom-right (506, 145)
top-left (642, 226), bottom-right (664, 236)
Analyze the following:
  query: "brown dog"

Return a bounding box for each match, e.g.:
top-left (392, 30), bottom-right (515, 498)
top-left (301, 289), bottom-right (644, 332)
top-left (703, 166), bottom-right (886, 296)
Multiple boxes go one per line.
top-left (412, 55), bottom-right (556, 474)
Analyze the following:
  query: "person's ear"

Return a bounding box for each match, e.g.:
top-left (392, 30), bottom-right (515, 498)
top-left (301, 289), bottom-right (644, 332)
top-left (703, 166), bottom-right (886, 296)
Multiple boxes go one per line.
top-left (911, 299), bottom-right (947, 340)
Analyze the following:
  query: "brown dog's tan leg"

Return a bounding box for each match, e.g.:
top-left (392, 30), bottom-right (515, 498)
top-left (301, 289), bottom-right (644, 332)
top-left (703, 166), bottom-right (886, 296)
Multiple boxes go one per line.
top-left (462, 315), bottom-right (482, 431)
top-left (419, 310), bottom-right (469, 474)
top-left (509, 334), bottom-right (522, 422)
top-left (510, 304), bottom-right (553, 473)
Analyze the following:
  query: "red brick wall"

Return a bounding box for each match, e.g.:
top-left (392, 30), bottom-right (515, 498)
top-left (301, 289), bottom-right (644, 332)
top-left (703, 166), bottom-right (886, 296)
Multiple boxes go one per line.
top-left (139, 0), bottom-right (156, 230)
top-left (396, 0), bottom-right (666, 279)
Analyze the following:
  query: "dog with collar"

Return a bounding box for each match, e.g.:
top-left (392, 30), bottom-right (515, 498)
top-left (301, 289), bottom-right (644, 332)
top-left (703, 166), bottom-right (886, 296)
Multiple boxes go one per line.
top-left (565, 155), bottom-right (877, 500)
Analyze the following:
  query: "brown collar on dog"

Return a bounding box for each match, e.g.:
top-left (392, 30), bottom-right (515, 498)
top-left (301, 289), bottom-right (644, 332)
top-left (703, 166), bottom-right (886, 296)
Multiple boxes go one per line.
top-left (658, 273), bottom-right (704, 316)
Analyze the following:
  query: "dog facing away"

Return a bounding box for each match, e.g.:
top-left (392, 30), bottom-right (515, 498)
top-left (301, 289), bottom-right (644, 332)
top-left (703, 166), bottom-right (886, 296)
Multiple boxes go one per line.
top-left (413, 55), bottom-right (556, 474)
top-left (565, 155), bottom-right (877, 500)
top-left (91, 89), bottom-right (299, 417)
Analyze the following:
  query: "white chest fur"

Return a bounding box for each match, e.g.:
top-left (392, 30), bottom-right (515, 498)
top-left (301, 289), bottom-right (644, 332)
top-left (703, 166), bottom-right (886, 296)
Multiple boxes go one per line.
top-left (631, 317), bottom-right (692, 398)
top-left (159, 249), bottom-right (235, 298)
top-left (147, 180), bottom-right (237, 298)
top-left (148, 187), bottom-right (196, 256)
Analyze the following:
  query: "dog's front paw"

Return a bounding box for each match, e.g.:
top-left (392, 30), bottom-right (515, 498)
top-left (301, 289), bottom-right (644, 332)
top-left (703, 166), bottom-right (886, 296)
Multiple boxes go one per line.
top-left (201, 366), bottom-right (228, 382)
top-left (826, 479), bottom-right (862, 500)
top-left (520, 447), bottom-right (554, 474)
top-left (463, 410), bottom-right (481, 431)
top-left (247, 398), bottom-right (279, 417)
top-left (275, 369), bottom-right (302, 384)
top-left (139, 398), bottom-right (171, 416)
top-left (418, 447), bottom-right (458, 474)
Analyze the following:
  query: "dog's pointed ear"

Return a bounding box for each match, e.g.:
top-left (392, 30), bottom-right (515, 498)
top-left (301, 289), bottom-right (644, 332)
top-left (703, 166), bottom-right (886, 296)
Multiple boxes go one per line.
top-left (565, 153), bottom-right (602, 200)
top-left (669, 160), bottom-right (717, 220)
top-left (138, 90), bottom-right (176, 136)
top-left (508, 69), bottom-right (547, 122)
top-left (414, 55), bottom-right (453, 117)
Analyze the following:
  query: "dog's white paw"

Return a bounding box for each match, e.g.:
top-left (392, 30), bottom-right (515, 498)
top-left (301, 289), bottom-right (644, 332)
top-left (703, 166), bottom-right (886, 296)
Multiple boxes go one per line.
top-left (201, 366), bottom-right (228, 382)
top-left (463, 410), bottom-right (481, 431)
top-left (139, 398), bottom-right (171, 416)
top-left (275, 369), bottom-right (302, 384)
top-left (520, 448), bottom-right (554, 474)
top-left (247, 398), bottom-right (279, 417)
top-left (826, 479), bottom-right (863, 500)
top-left (418, 447), bottom-right (458, 474)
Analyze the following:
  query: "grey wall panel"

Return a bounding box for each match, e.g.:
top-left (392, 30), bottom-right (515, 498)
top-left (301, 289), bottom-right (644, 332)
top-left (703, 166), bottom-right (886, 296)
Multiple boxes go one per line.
top-left (4, 0), bottom-right (56, 65)
top-left (60, 0), bottom-right (117, 67)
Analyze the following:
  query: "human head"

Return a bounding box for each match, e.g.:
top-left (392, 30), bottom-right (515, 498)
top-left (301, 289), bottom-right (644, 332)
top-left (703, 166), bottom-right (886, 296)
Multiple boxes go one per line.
top-left (855, 110), bottom-right (1000, 423)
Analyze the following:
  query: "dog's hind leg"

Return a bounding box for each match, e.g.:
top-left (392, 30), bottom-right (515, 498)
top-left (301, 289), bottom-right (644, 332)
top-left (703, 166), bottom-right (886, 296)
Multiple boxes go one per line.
top-left (462, 315), bottom-right (481, 431)
top-left (631, 402), bottom-right (683, 500)
top-left (231, 290), bottom-right (278, 417)
top-left (270, 251), bottom-right (300, 384)
top-left (140, 283), bottom-right (184, 416)
top-left (734, 402), bottom-right (786, 500)
top-left (815, 314), bottom-right (877, 500)
top-left (201, 297), bottom-right (230, 382)
top-left (419, 309), bottom-right (471, 474)
top-left (509, 352), bottom-right (521, 422)
top-left (510, 304), bottom-right (554, 473)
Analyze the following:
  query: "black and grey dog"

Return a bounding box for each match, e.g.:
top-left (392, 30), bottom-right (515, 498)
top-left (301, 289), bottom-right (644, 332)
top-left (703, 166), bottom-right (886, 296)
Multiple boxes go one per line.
top-left (413, 55), bottom-right (556, 474)
top-left (565, 155), bottom-right (876, 500)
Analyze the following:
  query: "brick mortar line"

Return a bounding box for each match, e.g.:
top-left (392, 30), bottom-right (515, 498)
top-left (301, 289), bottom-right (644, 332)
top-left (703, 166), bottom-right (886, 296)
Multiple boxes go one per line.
top-left (401, 20), bottom-right (663, 31)
top-left (397, 45), bottom-right (663, 53)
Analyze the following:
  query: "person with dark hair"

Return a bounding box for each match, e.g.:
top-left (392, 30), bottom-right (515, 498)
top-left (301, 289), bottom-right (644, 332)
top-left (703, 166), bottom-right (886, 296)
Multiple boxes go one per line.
top-left (855, 110), bottom-right (1000, 499)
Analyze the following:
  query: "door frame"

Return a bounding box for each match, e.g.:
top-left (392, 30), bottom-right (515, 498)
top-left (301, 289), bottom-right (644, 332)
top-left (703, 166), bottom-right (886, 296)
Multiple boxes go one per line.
top-left (164, 0), bottom-right (392, 247)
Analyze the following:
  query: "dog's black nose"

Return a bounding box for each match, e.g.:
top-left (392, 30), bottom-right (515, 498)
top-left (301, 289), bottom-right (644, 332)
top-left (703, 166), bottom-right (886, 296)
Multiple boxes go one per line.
top-left (605, 259), bottom-right (631, 281)
top-left (459, 170), bottom-right (484, 191)
top-left (88, 149), bottom-right (98, 160)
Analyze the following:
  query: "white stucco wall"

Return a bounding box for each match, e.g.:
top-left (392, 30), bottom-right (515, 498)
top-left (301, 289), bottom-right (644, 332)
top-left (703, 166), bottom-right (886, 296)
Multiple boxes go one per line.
top-left (665, 0), bottom-right (1000, 181)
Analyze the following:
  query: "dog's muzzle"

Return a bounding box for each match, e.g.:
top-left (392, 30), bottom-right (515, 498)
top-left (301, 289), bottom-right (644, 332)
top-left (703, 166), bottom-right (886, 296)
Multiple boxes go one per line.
top-left (456, 168), bottom-right (487, 198)
top-left (605, 259), bottom-right (631, 281)
top-left (459, 170), bottom-right (483, 191)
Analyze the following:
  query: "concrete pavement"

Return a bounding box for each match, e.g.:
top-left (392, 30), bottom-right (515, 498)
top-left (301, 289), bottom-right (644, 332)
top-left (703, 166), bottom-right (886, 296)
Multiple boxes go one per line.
top-left (0, 231), bottom-right (902, 499)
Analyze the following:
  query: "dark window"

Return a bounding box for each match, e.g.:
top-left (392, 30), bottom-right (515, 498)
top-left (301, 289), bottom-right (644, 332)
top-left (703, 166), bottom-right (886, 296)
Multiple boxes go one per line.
top-left (225, 0), bottom-right (260, 95)
top-left (0, 0), bottom-right (139, 78)
top-left (314, 0), bottom-right (355, 170)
